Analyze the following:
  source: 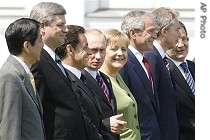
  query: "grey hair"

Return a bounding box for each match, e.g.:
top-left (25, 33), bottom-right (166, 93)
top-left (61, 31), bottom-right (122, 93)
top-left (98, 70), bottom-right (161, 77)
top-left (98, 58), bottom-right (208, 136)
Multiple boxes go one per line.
top-left (152, 7), bottom-right (179, 35)
top-left (30, 2), bottom-right (66, 25)
top-left (121, 10), bottom-right (155, 38)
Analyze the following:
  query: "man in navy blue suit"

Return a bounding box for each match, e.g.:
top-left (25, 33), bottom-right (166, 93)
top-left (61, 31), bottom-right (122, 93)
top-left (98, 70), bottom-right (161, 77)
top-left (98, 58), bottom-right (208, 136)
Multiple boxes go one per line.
top-left (145, 7), bottom-right (181, 140)
top-left (119, 10), bottom-right (160, 140)
top-left (166, 21), bottom-right (195, 140)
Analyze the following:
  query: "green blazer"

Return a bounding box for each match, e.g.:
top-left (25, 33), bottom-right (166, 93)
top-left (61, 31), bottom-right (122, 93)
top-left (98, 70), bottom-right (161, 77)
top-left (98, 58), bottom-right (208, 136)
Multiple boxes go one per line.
top-left (105, 73), bottom-right (141, 140)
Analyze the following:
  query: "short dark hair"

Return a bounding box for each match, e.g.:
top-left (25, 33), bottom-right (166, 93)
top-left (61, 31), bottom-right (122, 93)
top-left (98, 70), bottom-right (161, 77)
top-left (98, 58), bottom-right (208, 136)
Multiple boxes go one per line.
top-left (56, 25), bottom-right (85, 59)
top-left (5, 18), bottom-right (40, 55)
top-left (179, 20), bottom-right (188, 36)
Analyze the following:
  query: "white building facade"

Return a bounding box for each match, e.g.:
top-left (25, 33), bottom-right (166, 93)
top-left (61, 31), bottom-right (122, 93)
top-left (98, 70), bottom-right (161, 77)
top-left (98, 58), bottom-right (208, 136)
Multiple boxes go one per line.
top-left (0, 0), bottom-right (195, 66)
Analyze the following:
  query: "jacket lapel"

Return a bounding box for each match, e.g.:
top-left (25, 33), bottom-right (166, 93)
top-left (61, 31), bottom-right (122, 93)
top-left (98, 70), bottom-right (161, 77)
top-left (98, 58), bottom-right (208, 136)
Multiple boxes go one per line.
top-left (66, 69), bottom-right (102, 113)
top-left (128, 50), bottom-right (158, 112)
top-left (41, 49), bottom-right (72, 88)
top-left (8, 55), bottom-right (43, 116)
top-left (168, 59), bottom-right (195, 100)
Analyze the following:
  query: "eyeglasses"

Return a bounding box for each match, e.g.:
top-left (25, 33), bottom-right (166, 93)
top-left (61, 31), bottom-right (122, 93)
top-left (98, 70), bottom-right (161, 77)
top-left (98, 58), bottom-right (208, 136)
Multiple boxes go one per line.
top-left (178, 36), bottom-right (189, 42)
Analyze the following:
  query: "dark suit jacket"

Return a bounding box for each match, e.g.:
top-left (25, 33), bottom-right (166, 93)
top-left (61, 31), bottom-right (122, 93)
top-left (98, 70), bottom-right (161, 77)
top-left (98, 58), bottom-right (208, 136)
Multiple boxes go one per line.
top-left (119, 49), bottom-right (160, 140)
top-left (145, 46), bottom-right (180, 140)
top-left (0, 55), bottom-right (44, 139)
top-left (31, 49), bottom-right (87, 140)
top-left (167, 59), bottom-right (195, 140)
top-left (65, 69), bottom-right (104, 140)
top-left (82, 70), bottom-right (119, 140)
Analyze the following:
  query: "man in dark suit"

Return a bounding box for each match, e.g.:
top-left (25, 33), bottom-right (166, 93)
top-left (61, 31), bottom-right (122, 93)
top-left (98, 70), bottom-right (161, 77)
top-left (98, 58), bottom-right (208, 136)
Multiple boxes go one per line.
top-left (30, 2), bottom-right (88, 139)
top-left (119, 10), bottom-right (160, 140)
top-left (83, 29), bottom-right (126, 140)
top-left (56, 25), bottom-right (114, 140)
top-left (166, 21), bottom-right (195, 140)
top-left (145, 7), bottom-right (181, 140)
top-left (0, 18), bottom-right (44, 139)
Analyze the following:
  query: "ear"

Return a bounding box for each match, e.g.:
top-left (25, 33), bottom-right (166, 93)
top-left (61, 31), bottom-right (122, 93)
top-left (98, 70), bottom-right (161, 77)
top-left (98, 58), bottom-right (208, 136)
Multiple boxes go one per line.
top-left (66, 44), bottom-right (73, 54)
top-left (160, 26), bottom-right (167, 37)
top-left (129, 29), bottom-right (136, 39)
top-left (23, 41), bottom-right (30, 53)
top-left (40, 23), bottom-right (45, 35)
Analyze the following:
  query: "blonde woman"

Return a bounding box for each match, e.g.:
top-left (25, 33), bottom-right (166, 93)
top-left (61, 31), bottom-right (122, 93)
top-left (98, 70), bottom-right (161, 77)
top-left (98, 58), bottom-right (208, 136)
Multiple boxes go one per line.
top-left (100, 29), bottom-right (141, 140)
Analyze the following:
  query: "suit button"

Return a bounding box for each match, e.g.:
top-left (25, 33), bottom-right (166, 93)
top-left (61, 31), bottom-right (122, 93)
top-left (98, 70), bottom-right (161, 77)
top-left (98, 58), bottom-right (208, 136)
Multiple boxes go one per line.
top-left (127, 94), bottom-right (131, 97)
top-left (136, 125), bottom-right (139, 129)
top-left (132, 103), bottom-right (135, 107)
top-left (134, 114), bottom-right (137, 118)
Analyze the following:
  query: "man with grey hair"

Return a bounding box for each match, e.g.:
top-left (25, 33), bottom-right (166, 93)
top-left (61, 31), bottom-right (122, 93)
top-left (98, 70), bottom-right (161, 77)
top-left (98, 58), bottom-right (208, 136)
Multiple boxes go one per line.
top-left (119, 10), bottom-right (160, 140)
top-left (30, 2), bottom-right (88, 139)
top-left (145, 7), bottom-right (181, 140)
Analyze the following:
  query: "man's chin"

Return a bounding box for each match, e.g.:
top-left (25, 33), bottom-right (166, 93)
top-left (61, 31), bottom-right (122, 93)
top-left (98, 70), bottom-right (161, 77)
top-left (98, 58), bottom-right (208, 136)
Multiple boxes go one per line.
top-left (92, 65), bottom-right (101, 70)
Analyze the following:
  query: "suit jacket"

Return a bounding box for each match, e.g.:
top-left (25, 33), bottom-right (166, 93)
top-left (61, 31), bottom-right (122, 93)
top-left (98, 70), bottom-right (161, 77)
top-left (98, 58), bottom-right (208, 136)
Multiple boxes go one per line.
top-left (31, 49), bottom-right (87, 140)
top-left (119, 49), bottom-right (160, 140)
top-left (145, 46), bottom-right (180, 140)
top-left (65, 69), bottom-right (104, 140)
top-left (167, 59), bottom-right (195, 140)
top-left (82, 70), bottom-right (119, 140)
top-left (0, 55), bottom-right (44, 139)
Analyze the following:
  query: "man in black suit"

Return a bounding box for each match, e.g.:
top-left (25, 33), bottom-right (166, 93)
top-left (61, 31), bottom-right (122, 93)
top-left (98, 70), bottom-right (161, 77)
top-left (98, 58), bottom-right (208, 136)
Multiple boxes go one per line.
top-left (30, 2), bottom-right (88, 139)
top-left (56, 25), bottom-right (115, 140)
top-left (166, 21), bottom-right (195, 140)
top-left (83, 29), bottom-right (126, 140)
top-left (145, 7), bottom-right (181, 140)
top-left (119, 10), bottom-right (160, 140)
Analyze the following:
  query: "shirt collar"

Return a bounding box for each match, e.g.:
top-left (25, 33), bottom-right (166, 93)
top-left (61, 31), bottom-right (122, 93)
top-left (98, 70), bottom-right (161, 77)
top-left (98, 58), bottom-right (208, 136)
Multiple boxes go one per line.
top-left (63, 64), bottom-right (81, 79)
top-left (12, 55), bottom-right (30, 74)
top-left (43, 44), bottom-right (56, 61)
top-left (128, 45), bottom-right (144, 61)
top-left (153, 40), bottom-right (165, 59)
top-left (166, 54), bottom-right (187, 67)
top-left (85, 67), bottom-right (98, 79)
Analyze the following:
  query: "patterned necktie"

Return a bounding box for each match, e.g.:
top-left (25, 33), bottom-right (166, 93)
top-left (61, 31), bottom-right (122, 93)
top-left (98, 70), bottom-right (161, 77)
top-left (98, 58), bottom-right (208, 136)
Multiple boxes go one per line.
top-left (142, 57), bottom-right (153, 87)
top-left (96, 73), bottom-right (111, 104)
top-left (163, 56), bottom-right (170, 75)
top-left (180, 62), bottom-right (195, 94)
top-left (55, 54), bottom-right (67, 77)
top-left (28, 72), bottom-right (36, 95)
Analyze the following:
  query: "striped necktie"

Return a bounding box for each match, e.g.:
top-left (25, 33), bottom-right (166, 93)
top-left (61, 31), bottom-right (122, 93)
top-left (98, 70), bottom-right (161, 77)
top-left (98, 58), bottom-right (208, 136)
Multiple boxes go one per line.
top-left (163, 56), bottom-right (170, 75)
top-left (96, 73), bottom-right (111, 104)
top-left (180, 62), bottom-right (195, 94)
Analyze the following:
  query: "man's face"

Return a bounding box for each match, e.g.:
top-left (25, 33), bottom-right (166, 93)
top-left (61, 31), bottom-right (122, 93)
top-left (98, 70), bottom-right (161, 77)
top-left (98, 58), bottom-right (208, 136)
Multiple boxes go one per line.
top-left (134, 16), bottom-right (157, 53)
top-left (85, 34), bottom-right (106, 70)
top-left (41, 15), bottom-right (68, 50)
top-left (167, 27), bottom-right (189, 61)
top-left (71, 34), bottom-right (90, 70)
top-left (164, 18), bottom-right (181, 51)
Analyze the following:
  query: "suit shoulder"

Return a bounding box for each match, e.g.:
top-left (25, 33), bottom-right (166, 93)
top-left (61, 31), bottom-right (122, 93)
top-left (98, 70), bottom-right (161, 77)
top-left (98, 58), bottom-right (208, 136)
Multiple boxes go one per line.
top-left (187, 60), bottom-right (195, 66)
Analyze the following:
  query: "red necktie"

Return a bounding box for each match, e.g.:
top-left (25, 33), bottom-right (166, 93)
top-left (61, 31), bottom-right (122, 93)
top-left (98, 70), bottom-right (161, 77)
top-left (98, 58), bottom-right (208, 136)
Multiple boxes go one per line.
top-left (142, 57), bottom-right (153, 87)
top-left (96, 73), bottom-right (111, 104)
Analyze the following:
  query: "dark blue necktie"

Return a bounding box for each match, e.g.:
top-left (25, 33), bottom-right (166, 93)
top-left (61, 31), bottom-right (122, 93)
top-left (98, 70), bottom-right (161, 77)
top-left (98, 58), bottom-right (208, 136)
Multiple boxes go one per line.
top-left (55, 54), bottom-right (67, 77)
top-left (180, 62), bottom-right (195, 94)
